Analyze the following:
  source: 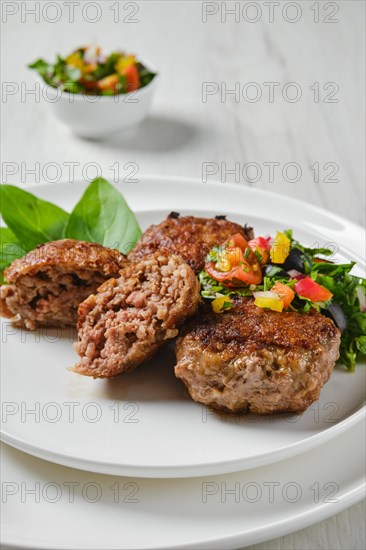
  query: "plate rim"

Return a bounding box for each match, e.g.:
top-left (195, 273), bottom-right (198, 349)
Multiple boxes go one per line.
top-left (1, 418), bottom-right (365, 549)
top-left (10, 173), bottom-right (365, 233)
top-left (3, 488), bottom-right (365, 550)
top-left (1, 409), bottom-right (365, 478)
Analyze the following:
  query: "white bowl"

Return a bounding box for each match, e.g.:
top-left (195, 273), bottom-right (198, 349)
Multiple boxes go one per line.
top-left (39, 64), bottom-right (158, 138)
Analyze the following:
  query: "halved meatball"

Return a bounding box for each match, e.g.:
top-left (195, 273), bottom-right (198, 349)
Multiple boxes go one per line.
top-left (128, 213), bottom-right (254, 274)
top-left (74, 252), bottom-right (201, 378)
top-left (0, 239), bottom-right (127, 330)
top-left (175, 297), bottom-right (341, 414)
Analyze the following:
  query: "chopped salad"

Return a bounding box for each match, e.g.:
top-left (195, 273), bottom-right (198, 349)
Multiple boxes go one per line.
top-left (199, 230), bottom-right (366, 371)
top-left (28, 46), bottom-right (156, 95)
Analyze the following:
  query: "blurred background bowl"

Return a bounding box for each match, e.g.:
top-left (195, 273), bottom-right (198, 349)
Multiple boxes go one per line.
top-left (39, 61), bottom-right (158, 139)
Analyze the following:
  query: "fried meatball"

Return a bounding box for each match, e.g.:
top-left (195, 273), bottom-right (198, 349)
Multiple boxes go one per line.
top-left (74, 252), bottom-right (201, 378)
top-left (128, 213), bottom-right (254, 274)
top-left (175, 297), bottom-right (340, 414)
top-left (0, 239), bottom-right (127, 330)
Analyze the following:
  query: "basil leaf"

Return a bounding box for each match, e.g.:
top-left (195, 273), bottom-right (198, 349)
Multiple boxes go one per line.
top-left (0, 185), bottom-right (69, 250)
top-left (65, 177), bottom-right (141, 254)
top-left (0, 228), bottom-right (28, 282)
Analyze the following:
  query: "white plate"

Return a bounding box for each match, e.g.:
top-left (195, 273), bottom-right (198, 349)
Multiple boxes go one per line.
top-left (1, 177), bottom-right (365, 478)
top-left (1, 417), bottom-right (365, 550)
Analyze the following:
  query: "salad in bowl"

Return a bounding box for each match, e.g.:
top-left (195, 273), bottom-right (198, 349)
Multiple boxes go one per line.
top-left (28, 46), bottom-right (158, 138)
top-left (29, 46), bottom-right (156, 95)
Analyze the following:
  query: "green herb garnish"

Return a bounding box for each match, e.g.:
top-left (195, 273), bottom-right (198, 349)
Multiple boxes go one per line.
top-left (28, 47), bottom-right (156, 96)
top-left (199, 230), bottom-right (366, 371)
top-left (0, 177), bottom-right (142, 279)
top-left (65, 177), bottom-right (141, 254)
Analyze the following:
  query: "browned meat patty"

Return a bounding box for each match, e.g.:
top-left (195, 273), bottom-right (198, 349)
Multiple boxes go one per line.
top-left (175, 297), bottom-right (340, 414)
top-left (74, 252), bottom-right (201, 378)
top-left (128, 213), bottom-right (254, 274)
top-left (0, 239), bottom-right (127, 330)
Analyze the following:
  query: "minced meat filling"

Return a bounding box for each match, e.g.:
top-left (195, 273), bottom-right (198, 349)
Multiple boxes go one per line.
top-left (74, 253), bottom-right (201, 378)
top-left (0, 266), bottom-right (109, 330)
top-left (0, 239), bottom-right (127, 330)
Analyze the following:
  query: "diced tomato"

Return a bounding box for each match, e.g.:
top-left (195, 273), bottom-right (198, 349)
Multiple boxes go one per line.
top-left (249, 236), bottom-right (271, 251)
top-left (228, 234), bottom-right (259, 266)
top-left (228, 233), bottom-right (249, 250)
top-left (271, 282), bottom-right (295, 308)
top-left (294, 277), bottom-right (333, 302)
top-left (290, 272), bottom-right (306, 281)
top-left (122, 64), bottom-right (140, 93)
top-left (206, 261), bottom-right (262, 286)
top-left (79, 78), bottom-right (100, 93)
top-left (206, 233), bottom-right (263, 286)
top-left (225, 246), bottom-right (245, 267)
top-left (116, 55), bottom-right (136, 74)
top-left (248, 237), bottom-right (271, 267)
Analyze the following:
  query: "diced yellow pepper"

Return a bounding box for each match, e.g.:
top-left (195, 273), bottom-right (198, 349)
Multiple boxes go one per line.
top-left (254, 296), bottom-right (284, 312)
top-left (66, 52), bottom-right (84, 70)
top-left (212, 296), bottom-right (232, 313)
top-left (116, 55), bottom-right (136, 75)
top-left (270, 231), bottom-right (290, 264)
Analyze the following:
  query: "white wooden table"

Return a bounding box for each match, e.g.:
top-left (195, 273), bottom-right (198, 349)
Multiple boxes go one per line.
top-left (1, 1), bottom-right (365, 548)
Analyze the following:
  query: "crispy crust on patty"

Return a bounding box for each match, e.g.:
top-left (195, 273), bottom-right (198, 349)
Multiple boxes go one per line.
top-left (175, 297), bottom-right (340, 414)
top-left (128, 213), bottom-right (254, 274)
top-left (3, 239), bottom-right (126, 282)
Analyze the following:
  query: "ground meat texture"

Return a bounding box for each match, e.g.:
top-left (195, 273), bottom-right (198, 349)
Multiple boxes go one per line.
top-left (0, 239), bottom-right (127, 330)
top-left (128, 214), bottom-right (254, 274)
top-left (175, 297), bottom-right (341, 414)
top-left (74, 253), bottom-right (201, 378)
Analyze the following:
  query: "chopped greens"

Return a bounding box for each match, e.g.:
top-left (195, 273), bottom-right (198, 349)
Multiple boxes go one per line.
top-left (199, 271), bottom-right (253, 301)
top-left (29, 46), bottom-right (156, 95)
top-left (212, 295), bottom-right (233, 313)
top-left (199, 229), bottom-right (366, 371)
